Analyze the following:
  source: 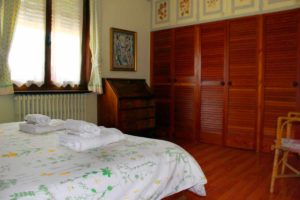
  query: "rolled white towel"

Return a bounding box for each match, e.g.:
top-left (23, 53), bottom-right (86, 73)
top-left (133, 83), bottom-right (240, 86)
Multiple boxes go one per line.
top-left (24, 114), bottom-right (51, 126)
top-left (65, 119), bottom-right (100, 135)
top-left (20, 119), bottom-right (65, 134)
top-left (59, 127), bottom-right (125, 151)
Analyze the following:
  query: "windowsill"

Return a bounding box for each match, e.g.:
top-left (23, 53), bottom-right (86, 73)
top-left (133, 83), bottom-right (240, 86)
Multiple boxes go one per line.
top-left (14, 90), bottom-right (91, 94)
top-left (13, 83), bottom-right (92, 94)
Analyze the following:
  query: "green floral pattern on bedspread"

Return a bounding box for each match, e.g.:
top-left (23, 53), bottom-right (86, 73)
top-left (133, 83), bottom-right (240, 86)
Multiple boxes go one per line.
top-left (0, 122), bottom-right (207, 200)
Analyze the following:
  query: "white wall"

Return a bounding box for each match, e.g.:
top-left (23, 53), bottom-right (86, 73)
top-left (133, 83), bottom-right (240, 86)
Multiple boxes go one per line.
top-left (100, 0), bottom-right (151, 83)
top-left (0, 95), bottom-right (15, 123)
top-left (85, 93), bottom-right (98, 124)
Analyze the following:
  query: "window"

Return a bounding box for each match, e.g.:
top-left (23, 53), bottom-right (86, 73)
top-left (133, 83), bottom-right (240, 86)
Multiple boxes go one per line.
top-left (9, 0), bottom-right (46, 87)
top-left (9, 0), bottom-right (90, 92)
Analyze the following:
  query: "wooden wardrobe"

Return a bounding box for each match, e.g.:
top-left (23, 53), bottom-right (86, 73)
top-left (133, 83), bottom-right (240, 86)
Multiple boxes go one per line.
top-left (151, 8), bottom-right (300, 152)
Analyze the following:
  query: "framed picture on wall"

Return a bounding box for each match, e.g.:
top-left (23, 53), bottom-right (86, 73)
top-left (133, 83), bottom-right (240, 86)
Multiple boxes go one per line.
top-left (110, 28), bottom-right (137, 71)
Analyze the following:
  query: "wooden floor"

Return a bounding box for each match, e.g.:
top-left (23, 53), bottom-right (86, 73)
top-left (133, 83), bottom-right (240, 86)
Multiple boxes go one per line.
top-left (165, 142), bottom-right (300, 200)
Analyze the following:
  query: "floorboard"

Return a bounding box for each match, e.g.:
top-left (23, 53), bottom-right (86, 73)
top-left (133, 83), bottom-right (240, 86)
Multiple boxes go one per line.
top-left (164, 142), bottom-right (300, 200)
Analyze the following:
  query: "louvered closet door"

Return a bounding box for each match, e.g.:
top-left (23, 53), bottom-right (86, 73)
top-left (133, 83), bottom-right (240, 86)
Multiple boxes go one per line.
top-left (152, 85), bottom-right (172, 139)
top-left (262, 10), bottom-right (300, 152)
top-left (199, 22), bottom-right (226, 144)
top-left (174, 85), bottom-right (196, 140)
top-left (173, 26), bottom-right (197, 141)
top-left (174, 26), bottom-right (197, 83)
top-left (152, 30), bottom-right (172, 83)
top-left (226, 17), bottom-right (258, 150)
top-left (151, 30), bottom-right (173, 139)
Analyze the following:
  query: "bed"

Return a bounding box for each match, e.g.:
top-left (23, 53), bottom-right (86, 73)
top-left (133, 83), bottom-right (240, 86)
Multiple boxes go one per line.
top-left (0, 122), bottom-right (207, 200)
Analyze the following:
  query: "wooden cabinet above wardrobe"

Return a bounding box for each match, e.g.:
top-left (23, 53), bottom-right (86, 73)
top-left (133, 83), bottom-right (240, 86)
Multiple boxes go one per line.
top-left (151, 8), bottom-right (300, 152)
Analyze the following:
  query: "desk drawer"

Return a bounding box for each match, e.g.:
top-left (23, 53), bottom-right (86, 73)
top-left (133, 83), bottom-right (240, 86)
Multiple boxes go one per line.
top-left (119, 108), bottom-right (155, 121)
top-left (119, 99), bottom-right (154, 109)
top-left (120, 118), bottom-right (155, 132)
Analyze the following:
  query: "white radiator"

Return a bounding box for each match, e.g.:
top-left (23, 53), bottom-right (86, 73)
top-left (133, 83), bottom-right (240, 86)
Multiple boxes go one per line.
top-left (14, 94), bottom-right (87, 121)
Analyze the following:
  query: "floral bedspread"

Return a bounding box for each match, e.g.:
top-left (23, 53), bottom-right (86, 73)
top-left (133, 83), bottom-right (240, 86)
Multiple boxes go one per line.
top-left (0, 122), bottom-right (207, 200)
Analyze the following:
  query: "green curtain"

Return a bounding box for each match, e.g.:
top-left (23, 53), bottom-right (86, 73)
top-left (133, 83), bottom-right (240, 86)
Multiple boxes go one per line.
top-left (88, 0), bottom-right (103, 94)
top-left (0, 0), bottom-right (20, 95)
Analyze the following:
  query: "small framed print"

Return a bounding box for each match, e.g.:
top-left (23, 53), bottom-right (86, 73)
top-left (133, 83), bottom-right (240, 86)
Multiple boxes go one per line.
top-left (110, 28), bottom-right (137, 71)
top-left (231, 0), bottom-right (259, 15)
top-left (155, 0), bottom-right (170, 24)
top-left (199, 0), bottom-right (227, 21)
top-left (178, 0), bottom-right (193, 19)
top-left (176, 0), bottom-right (197, 24)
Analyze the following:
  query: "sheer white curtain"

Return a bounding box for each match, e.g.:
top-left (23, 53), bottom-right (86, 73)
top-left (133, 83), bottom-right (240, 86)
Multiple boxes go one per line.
top-left (88, 0), bottom-right (103, 94)
top-left (51, 0), bottom-right (83, 87)
top-left (0, 0), bottom-right (20, 95)
top-left (8, 0), bottom-right (45, 87)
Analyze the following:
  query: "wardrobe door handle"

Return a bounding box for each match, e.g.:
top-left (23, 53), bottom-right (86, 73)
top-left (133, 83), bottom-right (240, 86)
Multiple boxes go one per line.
top-left (292, 81), bottom-right (298, 87)
top-left (220, 81), bottom-right (225, 86)
top-left (228, 81), bottom-right (232, 86)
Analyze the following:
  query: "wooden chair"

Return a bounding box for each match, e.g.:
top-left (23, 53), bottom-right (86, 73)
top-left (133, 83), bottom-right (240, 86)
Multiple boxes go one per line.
top-left (270, 112), bottom-right (300, 193)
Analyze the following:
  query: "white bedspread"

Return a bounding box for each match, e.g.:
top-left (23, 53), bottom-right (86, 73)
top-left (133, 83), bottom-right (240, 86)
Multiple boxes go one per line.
top-left (0, 122), bottom-right (207, 200)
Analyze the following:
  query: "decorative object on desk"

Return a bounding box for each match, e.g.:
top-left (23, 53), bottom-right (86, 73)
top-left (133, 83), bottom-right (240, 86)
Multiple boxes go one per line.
top-left (110, 28), bottom-right (137, 71)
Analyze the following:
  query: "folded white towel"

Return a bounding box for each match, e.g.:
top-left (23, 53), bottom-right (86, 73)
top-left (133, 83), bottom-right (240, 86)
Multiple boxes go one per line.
top-left (59, 127), bottom-right (125, 151)
top-left (24, 114), bottom-right (51, 126)
top-left (66, 130), bottom-right (101, 138)
top-left (65, 119), bottom-right (101, 136)
top-left (19, 119), bottom-right (65, 134)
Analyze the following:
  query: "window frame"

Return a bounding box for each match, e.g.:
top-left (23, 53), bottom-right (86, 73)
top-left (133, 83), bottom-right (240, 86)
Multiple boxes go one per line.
top-left (13, 0), bottom-right (91, 93)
